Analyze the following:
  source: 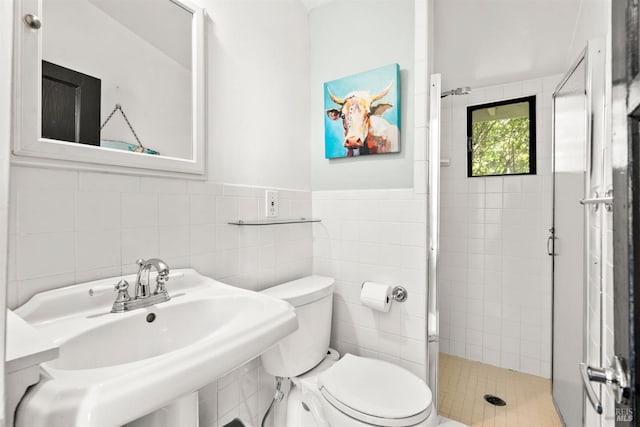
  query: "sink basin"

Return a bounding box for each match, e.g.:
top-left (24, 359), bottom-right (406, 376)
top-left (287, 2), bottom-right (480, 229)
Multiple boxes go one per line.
top-left (49, 295), bottom-right (266, 370)
top-left (13, 269), bottom-right (298, 427)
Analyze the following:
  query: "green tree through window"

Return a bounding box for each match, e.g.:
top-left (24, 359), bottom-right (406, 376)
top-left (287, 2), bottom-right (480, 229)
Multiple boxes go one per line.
top-left (467, 96), bottom-right (536, 177)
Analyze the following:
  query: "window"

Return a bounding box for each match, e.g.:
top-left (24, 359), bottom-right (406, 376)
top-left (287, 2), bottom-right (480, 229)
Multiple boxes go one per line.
top-left (466, 96), bottom-right (536, 177)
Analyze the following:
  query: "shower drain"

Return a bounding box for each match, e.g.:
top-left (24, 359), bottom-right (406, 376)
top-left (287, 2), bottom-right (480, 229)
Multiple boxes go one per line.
top-left (484, 394), bottom-right (507, 406)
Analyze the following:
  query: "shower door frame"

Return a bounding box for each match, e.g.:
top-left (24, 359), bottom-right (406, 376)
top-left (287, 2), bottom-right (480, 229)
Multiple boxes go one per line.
top-left (427, 73), bottom-right (441, 412)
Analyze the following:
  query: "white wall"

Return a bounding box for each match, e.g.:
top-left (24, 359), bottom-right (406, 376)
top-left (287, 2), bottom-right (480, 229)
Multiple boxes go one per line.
top-left (567, 0), bottom-right (610, 65)
top-left (438, 75), bottom-right (561, 378)
top-left (9, 1), bottom-right (312, 426)
top-left (43, 0), bottom-right (192, 159)
top-left (309, 0), bottom-right (415, 191)
top-left (206, 0), bottom-right (311, 191)
top-left (0, 0), bottom-right (12, 424)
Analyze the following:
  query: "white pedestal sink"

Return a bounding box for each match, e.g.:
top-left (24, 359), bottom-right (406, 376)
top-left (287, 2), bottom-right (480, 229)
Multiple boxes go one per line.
top-left (12, 269), bottom-right (298, 427)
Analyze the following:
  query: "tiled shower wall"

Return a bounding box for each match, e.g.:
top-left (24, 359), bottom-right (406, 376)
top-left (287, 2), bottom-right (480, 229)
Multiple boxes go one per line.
top-left (438, 75), bottom-right (562, 378)
top-left (7, 165), bottom-right (313, 427)
top-left (312, 189), bottom-right (428, 380)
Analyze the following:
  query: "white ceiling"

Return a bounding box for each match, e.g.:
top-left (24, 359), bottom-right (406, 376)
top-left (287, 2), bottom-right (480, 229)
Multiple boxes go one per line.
top-left (304, 0), bottom-right (582, 90)
top-left (299, 0), bottom-right (337, 10)
top-left (300, 0), bottom-right (398, 10)
top-left (434, 0), bottom-right (582, 91)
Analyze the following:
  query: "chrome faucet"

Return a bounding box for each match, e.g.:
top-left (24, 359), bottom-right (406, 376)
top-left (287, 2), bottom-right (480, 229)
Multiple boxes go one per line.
top-left (110, 258), bottom-right (171, 313)
top-left (135, 258), bottom-right (170, 299)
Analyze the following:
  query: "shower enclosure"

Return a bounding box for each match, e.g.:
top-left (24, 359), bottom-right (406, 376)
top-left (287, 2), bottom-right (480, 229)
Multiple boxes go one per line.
top-left (551, 39), bottom-right (612, 426)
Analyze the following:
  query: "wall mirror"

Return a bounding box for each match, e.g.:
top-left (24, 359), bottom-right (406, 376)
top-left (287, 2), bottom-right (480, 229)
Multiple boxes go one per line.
top-left (15, 0), bottom-right (206, 176)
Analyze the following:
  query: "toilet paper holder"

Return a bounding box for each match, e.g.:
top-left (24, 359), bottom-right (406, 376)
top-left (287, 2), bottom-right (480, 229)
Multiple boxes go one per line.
top-left (392, 286), bottom-right (408, 302)
top-left (360, 282), bottom-right (408, 303)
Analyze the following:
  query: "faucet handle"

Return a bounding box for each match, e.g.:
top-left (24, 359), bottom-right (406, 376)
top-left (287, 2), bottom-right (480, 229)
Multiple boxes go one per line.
top-left (136, 258), bottom-right (146, 267)
top-left (154, 273), bottom-right (169, 296)
top-left (112, 280), bottom-right (131, 313)
top-left (114, 280), bottom-right (129, 293)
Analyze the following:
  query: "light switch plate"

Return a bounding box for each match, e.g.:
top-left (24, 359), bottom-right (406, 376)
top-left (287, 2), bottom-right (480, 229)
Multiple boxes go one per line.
top-left (265, 190), bottom-right (278, 217)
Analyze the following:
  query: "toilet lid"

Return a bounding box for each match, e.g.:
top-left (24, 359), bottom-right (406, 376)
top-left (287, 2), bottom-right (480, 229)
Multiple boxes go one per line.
top-left (318, 354), bottom-right (432, 426)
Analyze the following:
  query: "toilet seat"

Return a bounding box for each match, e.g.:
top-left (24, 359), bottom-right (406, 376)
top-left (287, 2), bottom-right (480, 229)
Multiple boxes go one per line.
top-left (318, 354), bottom-right (433, 427)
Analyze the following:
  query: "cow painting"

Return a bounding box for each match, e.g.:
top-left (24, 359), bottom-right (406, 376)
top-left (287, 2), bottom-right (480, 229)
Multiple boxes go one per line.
top-left (324, 64), bottom-right (400, 158)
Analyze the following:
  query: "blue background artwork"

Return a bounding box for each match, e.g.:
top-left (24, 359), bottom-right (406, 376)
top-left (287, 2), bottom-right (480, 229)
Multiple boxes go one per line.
top-left (323, 63), bottom-right (400, 159)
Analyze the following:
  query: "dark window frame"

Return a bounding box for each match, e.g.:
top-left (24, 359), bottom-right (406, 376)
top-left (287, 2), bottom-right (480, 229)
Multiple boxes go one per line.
top-left (466, 95), bottom-right (537, 178)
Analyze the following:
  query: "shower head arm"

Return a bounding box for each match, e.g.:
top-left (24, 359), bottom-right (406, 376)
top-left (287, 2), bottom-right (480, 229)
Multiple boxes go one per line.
top-left (441, 87), bottom-right (471, 98)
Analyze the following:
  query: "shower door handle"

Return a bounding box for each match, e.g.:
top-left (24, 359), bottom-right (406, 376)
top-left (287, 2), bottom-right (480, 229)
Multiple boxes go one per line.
top-left (580, 363), bottom-right (604, 414)
top-left (580, 356), bottom-right (630, 415)
top-left (547, 228), bottom-right (555, 256)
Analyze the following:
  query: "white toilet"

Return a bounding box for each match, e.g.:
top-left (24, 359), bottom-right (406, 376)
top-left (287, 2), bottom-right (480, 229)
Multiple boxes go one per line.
top-left (261, 276), bottom-right (437, 427)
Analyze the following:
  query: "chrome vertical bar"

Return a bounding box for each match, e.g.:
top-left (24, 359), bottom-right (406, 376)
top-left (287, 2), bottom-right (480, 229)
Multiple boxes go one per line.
top-left (427, 74), bottom-right (441, 410)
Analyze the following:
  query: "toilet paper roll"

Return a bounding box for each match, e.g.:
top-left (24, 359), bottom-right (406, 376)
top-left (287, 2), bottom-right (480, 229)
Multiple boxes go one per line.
top-left (360, 281), bottom-right (392, 312)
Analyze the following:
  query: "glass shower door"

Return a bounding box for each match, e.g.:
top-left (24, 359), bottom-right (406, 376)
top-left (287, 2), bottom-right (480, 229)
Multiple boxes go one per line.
top-left (552, 40), bottom-right (607, 426)
top-left (552, 53), bottom-right (587, 427)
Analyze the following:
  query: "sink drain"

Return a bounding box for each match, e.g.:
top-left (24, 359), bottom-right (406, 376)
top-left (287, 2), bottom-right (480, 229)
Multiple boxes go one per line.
top-left (484, 394), bottom-right (506, 406)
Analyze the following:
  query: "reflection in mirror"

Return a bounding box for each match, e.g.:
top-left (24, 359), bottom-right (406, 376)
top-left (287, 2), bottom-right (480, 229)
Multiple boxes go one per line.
top-left (41, 0), bottom-right (193, 159)
top-left (553, 59), bottom-right (587, 173)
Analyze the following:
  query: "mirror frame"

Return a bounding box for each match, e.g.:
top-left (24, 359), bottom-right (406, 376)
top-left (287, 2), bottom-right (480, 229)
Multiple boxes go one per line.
top-left (13, 0), bottom-right (206, 177)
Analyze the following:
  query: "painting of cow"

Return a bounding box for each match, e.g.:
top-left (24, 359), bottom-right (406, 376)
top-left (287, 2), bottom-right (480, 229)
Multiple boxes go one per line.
top-left (324, 64), bottom-right (400, 158)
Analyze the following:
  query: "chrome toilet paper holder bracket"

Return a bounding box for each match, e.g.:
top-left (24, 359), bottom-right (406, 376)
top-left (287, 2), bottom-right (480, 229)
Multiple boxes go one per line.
top-left (392, 286), bottom-right (408, 302)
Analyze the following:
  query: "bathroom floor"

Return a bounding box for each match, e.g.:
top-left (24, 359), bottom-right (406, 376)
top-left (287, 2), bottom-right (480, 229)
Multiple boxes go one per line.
top-left (438, 354), bottom-right (562, 427)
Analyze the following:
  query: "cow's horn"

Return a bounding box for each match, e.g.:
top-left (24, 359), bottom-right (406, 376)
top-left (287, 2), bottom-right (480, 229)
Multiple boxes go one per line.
top-left (328, 88), bottom-right (345, 105)
top-left (370, 82), bottom-right (393, 102)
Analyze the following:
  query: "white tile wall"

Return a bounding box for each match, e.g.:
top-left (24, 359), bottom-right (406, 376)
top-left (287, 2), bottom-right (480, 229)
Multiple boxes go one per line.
top-left (312, 189), bottom-right (428, 381)
top-left (7, 165), bottom-right (313, 427)
top-left (7, 167), bottom-right (313, 306)
top-left (438, 75), bottom-right (562, 378)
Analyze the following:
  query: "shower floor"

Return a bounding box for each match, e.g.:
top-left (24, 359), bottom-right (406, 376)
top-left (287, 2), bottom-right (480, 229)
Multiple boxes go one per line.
top-left (438, 354), bottom-right (562, 427)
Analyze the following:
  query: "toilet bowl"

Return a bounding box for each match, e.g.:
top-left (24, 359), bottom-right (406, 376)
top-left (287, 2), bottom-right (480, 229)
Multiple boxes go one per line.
top-left (261, 276), bottom-right (437, 427)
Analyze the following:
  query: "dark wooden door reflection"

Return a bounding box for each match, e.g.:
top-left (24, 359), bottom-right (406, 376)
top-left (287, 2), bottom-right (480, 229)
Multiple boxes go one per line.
top-left (41, 60), bottom-right (101, 146)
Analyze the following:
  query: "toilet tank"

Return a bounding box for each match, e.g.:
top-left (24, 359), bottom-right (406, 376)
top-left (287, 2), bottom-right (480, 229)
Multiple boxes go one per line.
top-left (260, 276), bottom-right (334, 377)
